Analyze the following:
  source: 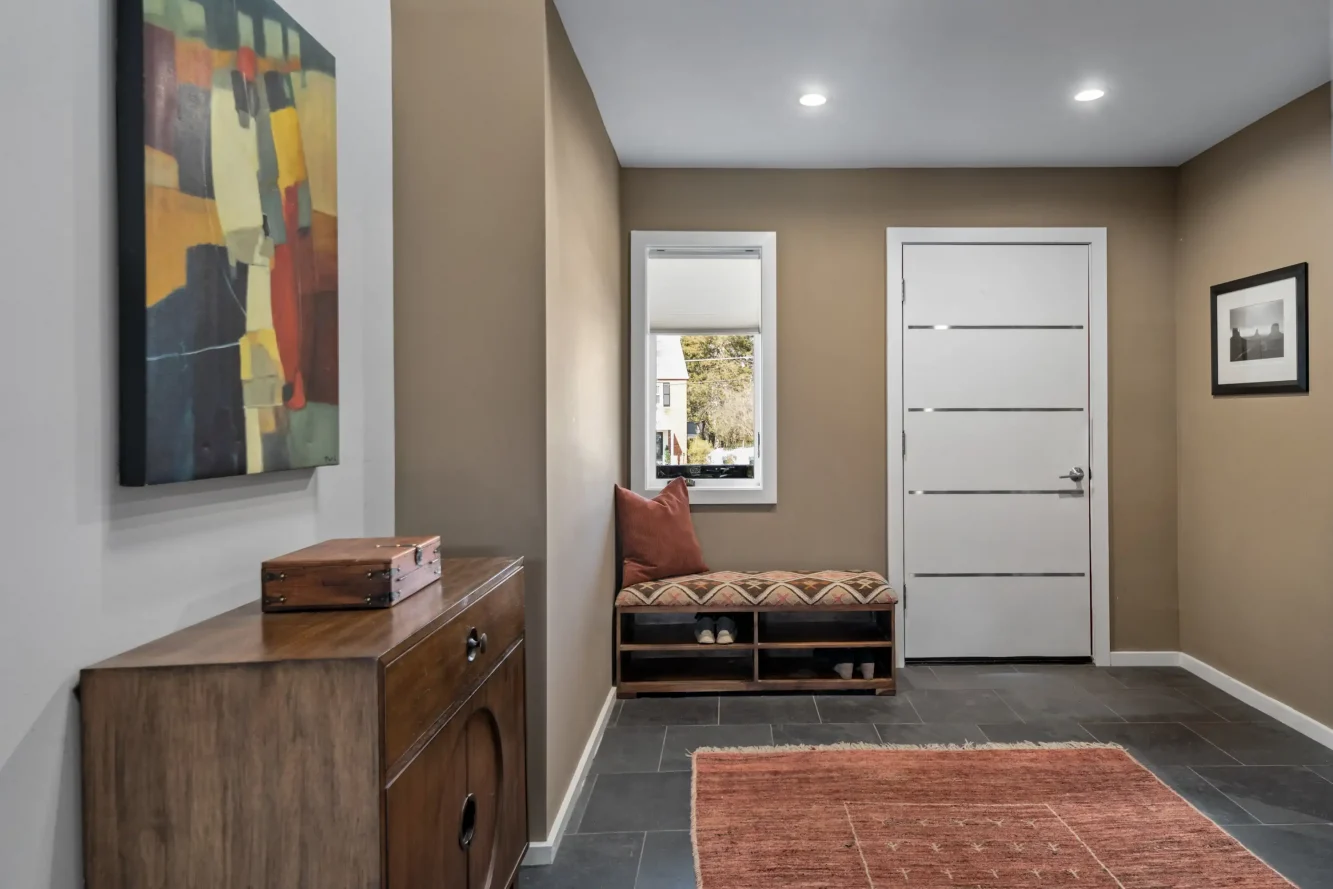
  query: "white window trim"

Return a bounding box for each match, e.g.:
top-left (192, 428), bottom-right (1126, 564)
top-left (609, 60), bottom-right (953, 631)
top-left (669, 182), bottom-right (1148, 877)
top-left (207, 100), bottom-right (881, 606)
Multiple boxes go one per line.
top-left (630, 231), bottom-right (778, 505)
top-left (886, 227), bottom-right (1110, 668)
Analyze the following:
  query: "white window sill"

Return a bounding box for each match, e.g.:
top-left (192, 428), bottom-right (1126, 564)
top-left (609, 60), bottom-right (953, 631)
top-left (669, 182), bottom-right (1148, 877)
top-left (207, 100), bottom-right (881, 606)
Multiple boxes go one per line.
top-left (642, 482), bottom-right (776, 506)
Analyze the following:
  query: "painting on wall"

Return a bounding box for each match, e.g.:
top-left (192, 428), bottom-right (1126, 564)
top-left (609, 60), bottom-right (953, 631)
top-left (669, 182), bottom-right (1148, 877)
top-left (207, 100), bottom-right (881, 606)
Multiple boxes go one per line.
top-left (117, 0), bottom-right (339, 485)
top-left (1211, 264), bottom-right (1308, 396)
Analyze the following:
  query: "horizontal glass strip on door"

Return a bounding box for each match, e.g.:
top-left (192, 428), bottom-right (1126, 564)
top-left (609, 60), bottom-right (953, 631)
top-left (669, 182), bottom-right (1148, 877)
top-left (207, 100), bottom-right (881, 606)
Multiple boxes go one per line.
top-left (907, 408), bottom-right (1083, 412)
top-left (906, 324), bottom-right (1084, 330)
top-left (908, 491), bottom-right (1083, 496)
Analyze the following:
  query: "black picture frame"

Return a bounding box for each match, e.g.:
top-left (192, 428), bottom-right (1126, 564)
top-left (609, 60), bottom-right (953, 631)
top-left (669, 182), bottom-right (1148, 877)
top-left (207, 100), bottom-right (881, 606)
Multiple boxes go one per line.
top-left (1210, 263), bottom-right (1308, 396)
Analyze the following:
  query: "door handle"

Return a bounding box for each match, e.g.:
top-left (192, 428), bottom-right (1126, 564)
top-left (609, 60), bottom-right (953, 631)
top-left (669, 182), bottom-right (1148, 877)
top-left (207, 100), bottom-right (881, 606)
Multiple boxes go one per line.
top-left (459, 793), bottom-right (477, 849)
top-left (1059, 466), bottom-right (1086, 483)
top-left (466, 628), bottom-right (488, 662)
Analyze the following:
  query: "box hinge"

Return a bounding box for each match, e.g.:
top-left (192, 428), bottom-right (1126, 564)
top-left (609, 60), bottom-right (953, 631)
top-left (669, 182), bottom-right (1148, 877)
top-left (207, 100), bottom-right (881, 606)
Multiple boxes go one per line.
top-left (902, 430), bottom-right (906, 457)
top-left (901, 279), bottom-right (906, 304)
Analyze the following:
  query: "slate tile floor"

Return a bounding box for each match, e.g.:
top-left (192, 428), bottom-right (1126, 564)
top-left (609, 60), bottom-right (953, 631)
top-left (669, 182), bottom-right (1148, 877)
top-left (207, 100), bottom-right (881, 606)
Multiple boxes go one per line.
top-left (518, 665), bottom-right (1333, 889)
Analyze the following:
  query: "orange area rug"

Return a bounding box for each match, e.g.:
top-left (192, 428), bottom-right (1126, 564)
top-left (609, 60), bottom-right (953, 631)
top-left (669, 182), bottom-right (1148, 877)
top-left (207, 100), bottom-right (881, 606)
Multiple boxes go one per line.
top-left (692, 743), bottom-right (1292, 888)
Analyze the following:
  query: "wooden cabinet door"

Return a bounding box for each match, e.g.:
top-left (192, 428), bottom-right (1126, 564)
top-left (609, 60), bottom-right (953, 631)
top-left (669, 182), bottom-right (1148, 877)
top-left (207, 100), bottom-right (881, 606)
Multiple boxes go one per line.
top-left (465, 645), bottom-right (527, 889)
top-left (385, 698), bottom-right (470, 888)
top-left (385, 644), bottom-right (528, 889)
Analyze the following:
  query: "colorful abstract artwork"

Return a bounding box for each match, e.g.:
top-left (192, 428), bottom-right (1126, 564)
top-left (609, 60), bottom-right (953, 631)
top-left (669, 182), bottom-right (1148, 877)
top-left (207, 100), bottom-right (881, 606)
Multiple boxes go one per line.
top-left (118, 0), bottom-right (338, 485)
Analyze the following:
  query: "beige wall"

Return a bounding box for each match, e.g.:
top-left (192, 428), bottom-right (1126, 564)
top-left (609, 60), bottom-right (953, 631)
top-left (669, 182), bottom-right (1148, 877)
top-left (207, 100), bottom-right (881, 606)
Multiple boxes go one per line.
top-left (543, 2), bottom-right (624, 835)
top-left (1176, 85), bottom-right (1333, 725)
top-left (392, 0), bottom-right (552, 835)
top-left (622, 168), bottom-right (1180, 650)
top-left (393, 0), bottom-right (623, 840)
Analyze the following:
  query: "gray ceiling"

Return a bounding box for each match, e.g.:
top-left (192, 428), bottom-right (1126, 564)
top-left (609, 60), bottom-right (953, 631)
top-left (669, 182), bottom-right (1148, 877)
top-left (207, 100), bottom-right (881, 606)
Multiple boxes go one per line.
top-left (555, 0), bottom-right (1331, 168)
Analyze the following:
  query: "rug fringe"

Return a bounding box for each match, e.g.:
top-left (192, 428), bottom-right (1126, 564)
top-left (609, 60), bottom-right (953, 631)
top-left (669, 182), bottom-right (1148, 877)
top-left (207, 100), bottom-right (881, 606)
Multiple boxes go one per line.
top-left (691, 741), bottom-right (1125, 756)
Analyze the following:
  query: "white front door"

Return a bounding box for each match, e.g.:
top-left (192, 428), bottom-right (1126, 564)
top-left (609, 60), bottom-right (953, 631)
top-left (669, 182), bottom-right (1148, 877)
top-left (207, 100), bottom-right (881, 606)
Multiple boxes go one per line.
top-left (902, 243), bottom-right (1092, 659)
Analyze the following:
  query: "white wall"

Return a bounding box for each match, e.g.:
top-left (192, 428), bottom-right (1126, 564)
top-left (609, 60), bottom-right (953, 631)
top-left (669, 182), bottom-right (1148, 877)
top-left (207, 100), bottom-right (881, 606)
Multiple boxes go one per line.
top-left (0, 0), bottom-right (394, 885)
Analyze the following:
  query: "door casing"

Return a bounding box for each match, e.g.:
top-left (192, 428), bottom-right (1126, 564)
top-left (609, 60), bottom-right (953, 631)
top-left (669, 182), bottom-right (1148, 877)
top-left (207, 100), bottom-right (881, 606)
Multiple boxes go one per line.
top-left (886, 228), bottom-right (1110, 667)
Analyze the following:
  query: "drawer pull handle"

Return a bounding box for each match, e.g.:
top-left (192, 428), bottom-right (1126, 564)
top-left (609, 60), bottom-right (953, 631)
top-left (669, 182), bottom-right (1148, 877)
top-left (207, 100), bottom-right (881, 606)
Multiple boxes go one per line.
top-left (466, 629), bottom-right (488, 662)
top-left (459, 793), bottom-right (477, 849)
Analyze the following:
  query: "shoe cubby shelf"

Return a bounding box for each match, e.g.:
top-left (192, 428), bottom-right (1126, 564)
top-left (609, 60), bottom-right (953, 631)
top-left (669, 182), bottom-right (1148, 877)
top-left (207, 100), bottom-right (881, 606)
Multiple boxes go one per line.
top-left (614, 606), bottom-right (896, 697)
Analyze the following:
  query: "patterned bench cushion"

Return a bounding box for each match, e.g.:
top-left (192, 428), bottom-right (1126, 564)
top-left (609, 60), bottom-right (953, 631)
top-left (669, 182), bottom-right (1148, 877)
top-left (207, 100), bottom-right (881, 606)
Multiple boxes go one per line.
top-left (616, 570), bottom-right (896, 608)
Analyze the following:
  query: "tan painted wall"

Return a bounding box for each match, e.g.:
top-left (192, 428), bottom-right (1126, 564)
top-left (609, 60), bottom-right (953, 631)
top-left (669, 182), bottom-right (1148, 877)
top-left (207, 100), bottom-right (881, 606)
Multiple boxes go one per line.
top-left (392, 0), bottom-right (551, 835)
top-left (543, 2), bottom-right (624, 835)
top-left (1176, 85), bottom-right (1333, 725)
top-left (622, 168), bottom-right (1180, 650)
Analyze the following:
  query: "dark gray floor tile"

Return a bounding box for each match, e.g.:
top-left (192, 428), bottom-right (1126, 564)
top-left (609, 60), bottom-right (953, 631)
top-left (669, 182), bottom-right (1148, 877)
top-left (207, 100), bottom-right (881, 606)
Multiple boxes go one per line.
top-left (978, 721), bottom-right (1096, 744)
top-left (814, 693), bottom-right (919, 724)
top-left (919, 664), bottom-right (1020, 689)
top-left (592, 726), bottom-right (667, 775)
top-left (567, 775), bottom-right (598, 834)
top-left (1225, 824), bottom-right (1333, 889)
top-left (893, 666), bottom-right (936, 691)
top-left (659, 724), bottom-right (772, 771)
top-left (1195, 766), bottom-right (1333, 825)
top-left (1175, 685), bottom-right (1279, 723)
top-left (1080, 722), bottom-right (1239, 766)
top-left (1105, 666), bottom-right (1208, 688)
top-left (876, 723), bottom-right (987, 745)
top-left (1311, 766), bottom-right (1333, 784)
top-left (1187, 722), bottom-right (1333, 766)
top-left (905, 689), bottom-right (1023, 724)
top-left (773, 722), bottom-right (881, 746)
top-left (520, 832), bottom-right (644, 889)
top-left (617, 696), bottom-right (718, 727)
top-left (1013, 663), bottom-right (1126, 685)
top-left (1097, 688), bottom-right (1226, 722)
top-left (995, 687), bottom-right (1122, 722)
top-left (578, 772), bottom-right (692, 833)
top-left (1144, 765), bottom-right (1259, 826)
top-left (611, 699), bottom-right (625, 724)
top-left (635, 831), bottom-right (695, 889)
top-left (719, 694), bottom-right (818, 725)
top-left (930, 663), bottom-right (1018, 675)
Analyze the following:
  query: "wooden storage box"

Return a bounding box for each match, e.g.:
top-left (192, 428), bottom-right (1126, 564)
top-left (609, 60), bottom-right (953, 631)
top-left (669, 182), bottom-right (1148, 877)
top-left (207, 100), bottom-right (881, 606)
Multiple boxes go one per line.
top-left (262, 536), bottom-right (442, 612)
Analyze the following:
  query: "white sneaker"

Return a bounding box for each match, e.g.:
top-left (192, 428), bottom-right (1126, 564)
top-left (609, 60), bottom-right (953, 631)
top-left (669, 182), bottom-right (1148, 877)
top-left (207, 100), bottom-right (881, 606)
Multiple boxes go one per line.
top-left (860, 662), bottom-right (875, 680)
top-left (833, 662), bottom-right (854, 680)
top-left (694, 617), bottom-right (716, 644)
top-left (715, 617), bottom-right (738, 645)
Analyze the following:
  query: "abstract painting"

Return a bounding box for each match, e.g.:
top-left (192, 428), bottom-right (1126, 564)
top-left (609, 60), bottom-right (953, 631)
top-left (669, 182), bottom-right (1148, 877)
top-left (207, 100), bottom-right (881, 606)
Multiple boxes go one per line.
top-left (118, 0), bottom-right (338, 485)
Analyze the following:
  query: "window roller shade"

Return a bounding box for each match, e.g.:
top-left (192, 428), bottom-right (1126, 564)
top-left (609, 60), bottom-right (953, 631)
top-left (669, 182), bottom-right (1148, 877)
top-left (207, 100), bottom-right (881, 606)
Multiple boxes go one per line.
top-left (647, 253), bottom-right (762, 333)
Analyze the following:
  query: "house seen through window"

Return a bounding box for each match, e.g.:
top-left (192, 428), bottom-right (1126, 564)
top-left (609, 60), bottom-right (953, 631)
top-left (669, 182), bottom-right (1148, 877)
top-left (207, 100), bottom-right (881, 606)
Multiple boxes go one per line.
top-left (655, 333), bottom-right (755, 477)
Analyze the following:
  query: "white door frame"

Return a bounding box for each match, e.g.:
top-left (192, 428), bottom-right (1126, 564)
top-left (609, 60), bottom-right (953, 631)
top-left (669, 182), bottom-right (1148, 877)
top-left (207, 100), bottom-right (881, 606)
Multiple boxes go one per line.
top-left (887, 228), bottom-right (1110, 667)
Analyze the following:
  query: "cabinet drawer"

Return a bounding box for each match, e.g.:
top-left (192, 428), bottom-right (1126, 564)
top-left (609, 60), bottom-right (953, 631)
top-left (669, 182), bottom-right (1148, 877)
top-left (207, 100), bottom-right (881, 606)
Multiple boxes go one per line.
top-left (383, 574), bottom-right (524, 769)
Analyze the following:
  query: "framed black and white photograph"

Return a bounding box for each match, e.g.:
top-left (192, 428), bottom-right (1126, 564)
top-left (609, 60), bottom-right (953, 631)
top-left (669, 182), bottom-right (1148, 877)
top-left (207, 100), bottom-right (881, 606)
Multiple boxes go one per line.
top-left (1211, 263), bottom-right (1308, 396)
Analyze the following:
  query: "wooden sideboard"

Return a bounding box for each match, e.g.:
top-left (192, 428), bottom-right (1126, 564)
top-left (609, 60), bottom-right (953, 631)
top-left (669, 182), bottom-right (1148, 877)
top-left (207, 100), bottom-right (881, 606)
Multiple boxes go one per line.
top-left (81, 557), bottom-right (528, 889)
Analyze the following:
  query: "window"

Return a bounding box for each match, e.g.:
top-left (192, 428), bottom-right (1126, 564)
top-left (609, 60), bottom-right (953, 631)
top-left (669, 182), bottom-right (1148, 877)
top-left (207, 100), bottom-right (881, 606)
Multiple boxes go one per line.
top-left (630, 231), bottom-right (778, 504)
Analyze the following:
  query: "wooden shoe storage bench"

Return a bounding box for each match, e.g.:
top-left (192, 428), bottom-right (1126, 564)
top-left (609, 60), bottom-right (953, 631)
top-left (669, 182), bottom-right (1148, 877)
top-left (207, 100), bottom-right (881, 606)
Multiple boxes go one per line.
top-left (614, 604), bottom-right (896, 697)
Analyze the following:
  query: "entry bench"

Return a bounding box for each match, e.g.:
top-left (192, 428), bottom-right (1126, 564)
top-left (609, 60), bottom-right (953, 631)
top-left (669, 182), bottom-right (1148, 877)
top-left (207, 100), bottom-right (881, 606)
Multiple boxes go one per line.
top-left (614, 570), bottom-right (897, 697)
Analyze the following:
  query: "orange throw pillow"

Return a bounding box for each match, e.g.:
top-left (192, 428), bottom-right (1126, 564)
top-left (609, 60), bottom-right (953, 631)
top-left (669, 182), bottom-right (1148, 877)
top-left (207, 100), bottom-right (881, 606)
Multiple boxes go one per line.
top-left (615, 479), bottom-right (709, 587)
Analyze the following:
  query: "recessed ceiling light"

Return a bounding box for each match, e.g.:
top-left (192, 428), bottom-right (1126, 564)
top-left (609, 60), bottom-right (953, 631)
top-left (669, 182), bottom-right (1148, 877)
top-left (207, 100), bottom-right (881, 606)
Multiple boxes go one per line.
top-left (799, 93), bottom-right (827, 107)
top-left (1074, 88), bottom-right (1106, 103)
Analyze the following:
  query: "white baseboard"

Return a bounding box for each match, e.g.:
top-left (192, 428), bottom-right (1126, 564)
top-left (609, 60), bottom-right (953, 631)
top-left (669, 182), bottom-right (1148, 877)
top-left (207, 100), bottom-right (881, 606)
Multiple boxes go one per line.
top-left (1180, 653), bottom-right (1333, 752)
top-left (1108, 651), bottom-right (1182, 667)
top-left (522, 687), bottom-right (617, 867)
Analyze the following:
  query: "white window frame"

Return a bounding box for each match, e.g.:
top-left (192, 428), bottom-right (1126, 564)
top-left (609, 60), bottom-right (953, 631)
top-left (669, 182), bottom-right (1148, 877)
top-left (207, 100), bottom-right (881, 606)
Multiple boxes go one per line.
top-left (630, 230), bottom-right (778, 505)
